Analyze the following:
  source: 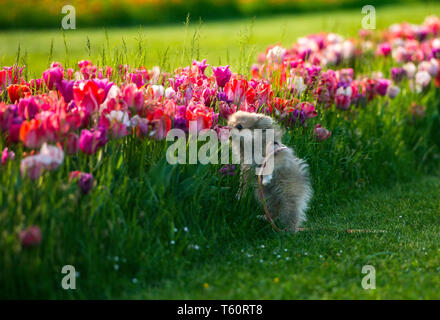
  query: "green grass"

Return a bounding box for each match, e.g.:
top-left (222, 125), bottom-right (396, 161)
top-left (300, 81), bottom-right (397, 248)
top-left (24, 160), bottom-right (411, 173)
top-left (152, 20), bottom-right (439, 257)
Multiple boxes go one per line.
top-left (136, 176), bottom-right (440, 299)
top-left (1, 2), bottom-right (440, 299)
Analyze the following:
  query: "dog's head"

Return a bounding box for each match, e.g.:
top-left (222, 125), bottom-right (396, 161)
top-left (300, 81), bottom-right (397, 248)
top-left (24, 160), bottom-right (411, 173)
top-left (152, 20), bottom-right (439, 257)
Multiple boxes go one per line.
top-left (227, 111), bottom-right (283, 142)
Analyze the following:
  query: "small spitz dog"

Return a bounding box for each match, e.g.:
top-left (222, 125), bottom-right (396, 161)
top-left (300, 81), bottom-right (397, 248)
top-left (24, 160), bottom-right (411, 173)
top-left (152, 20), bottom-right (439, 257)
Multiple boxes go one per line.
top-left (227, 111), bottom-right (312, 232)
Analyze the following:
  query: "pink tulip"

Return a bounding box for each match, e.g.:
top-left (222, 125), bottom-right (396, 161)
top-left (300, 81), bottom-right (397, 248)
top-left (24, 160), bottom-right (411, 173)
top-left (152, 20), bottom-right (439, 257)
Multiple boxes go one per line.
top-left (20, 226), bottom-right (42, 247)
top-left (79, 128), bottom-right (107, 155)
top-left (335, 86), bottom-right (352, 110)
top-left (313, 124), bottom-right (332, 141)
top-left (376, 43), bottom-right (392, 56)
top-left (1, 147), bottom-right (15, 165)
top-left (376, 79), bottom-right (391, 96)
top-left (20, 143), bottom-right (64, 179)
top-left (42, 66), bottom-right (64, 90)
top-left (212, 65), bottom-right (231, 88)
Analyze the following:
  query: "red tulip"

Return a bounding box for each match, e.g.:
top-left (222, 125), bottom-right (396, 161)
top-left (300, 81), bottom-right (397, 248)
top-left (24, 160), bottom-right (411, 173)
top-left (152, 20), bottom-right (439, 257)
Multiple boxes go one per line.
top-left (7, 84), bottom-right (31, 103)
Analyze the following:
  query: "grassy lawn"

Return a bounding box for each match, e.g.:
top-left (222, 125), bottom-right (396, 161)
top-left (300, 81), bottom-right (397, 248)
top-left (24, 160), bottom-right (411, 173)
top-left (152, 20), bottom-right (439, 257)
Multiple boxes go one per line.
top-left (1, 2), bottom-right (440, 300)
top-left (0, 3), bottom-right (439, 76)
top-left (135, 176), bottom-right (440, 299)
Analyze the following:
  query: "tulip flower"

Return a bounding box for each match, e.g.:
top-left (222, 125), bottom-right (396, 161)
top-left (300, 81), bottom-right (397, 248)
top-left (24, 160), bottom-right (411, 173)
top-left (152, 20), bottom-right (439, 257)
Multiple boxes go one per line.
top-left (42, 66), bottom-right (64, 90)
top-left (56, 80), bottom-right (75, 103)
top-left (69, 171), bottom-right (94, 194)
top-left (1, 147), bottom-right (15, 165)
top-left (376, 43), bottom-right (392, 56)
top-left (335, 85), bottom-right (352, 110)
top-left (387, 85), bottom-right (400, 99)
top-left (266, 46), bottom-right (286, 63)
top-left (391, 67), bottom-right (406, 83)
top-left (415, 71), bottom-right (431, 93)
top-left (79, 127), bottom-right (107, 155)
top-left (7, 84), bottom-right (31, 103)
top-left (212, 65), bottom-right (231, 88)
top-left (20, 226), bottom-right (42, 247)
top-left (313, 124), bottom-right (332, 141)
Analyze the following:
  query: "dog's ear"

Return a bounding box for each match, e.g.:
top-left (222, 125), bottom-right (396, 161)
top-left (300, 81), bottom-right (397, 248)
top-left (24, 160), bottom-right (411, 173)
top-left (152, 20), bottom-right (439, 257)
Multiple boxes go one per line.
top-left (226, 113), bottom-right (237, 127)
top-left (255, 115), bottom-right (274, 130)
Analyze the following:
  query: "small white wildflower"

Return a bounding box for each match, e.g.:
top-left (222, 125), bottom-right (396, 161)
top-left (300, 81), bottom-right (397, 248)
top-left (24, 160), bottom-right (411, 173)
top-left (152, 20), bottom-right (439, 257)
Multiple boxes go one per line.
top-left (194, 245), bottom-right (200, 250)
top-left (114, 264), bottom-right (119, 271)
top-left (260, 245), bottom-right (265, 249)
top-left (132, 278), bottom-right (138, 284)
top-left (170, 240), bottom-right (175, 245)
top-left (114, 256), bottom-right (119, 262)
top-left (183, 227), bottom-right (189, 232)
top-left (174, 228), bottom-right (178, 232)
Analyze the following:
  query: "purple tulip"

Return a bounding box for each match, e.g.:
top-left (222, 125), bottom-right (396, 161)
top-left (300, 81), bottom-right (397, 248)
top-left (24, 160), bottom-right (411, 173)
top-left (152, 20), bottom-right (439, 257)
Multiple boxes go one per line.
top-left (42, 66), bottom-right (64, 90)
top-left (212, 65), bottom-right (232, 88)
top-left (376, 79), bottom-right (390, 96)
top-left (56, 80), bottom-right (75, 103)
top-left (92, 79), bottom-right (114, 97)
top-left (193, 59), bottom-right (209, 75)
top-left (173, 116), bottom-right (188, 132)
top-left (432, 47), bottom-right (440, 59)
top-left (79, 173), bottom-right (94, 194)
top-left (69, 171), bottom-right (94, 194)
top-left (79, 127), bottom-right (107, 155)
top-left (391, 67), bottom-right (406, 83)
top-left (18, 97), bottom-right (39, 120)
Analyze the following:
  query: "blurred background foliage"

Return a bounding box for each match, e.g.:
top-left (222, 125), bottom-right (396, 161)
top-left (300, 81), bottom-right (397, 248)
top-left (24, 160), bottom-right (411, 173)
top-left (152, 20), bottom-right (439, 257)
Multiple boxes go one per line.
top-left (1, 0), bottom-right (437, 29)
